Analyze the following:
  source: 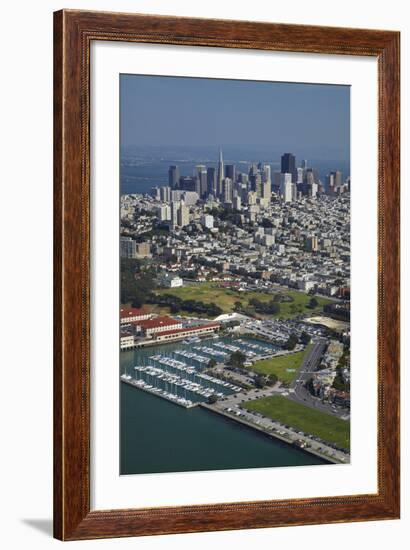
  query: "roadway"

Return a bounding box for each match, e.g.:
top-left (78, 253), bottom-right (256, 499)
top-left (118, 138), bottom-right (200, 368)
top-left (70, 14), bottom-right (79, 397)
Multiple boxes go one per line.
top-left (287, 338), bottom-right (349, 420)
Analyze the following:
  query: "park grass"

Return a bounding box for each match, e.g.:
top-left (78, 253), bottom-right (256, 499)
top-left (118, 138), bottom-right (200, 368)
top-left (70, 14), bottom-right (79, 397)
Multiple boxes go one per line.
top-left (250, 344), bottom-right (312, 384)
top-left (155, 283), bottom-right (270, 314)
top-left (244, 395), bottom-right (350, 450)
top-left (276, 291), bottom-right (332, 319)
top-left (154, 283), bottom-right (332, 319)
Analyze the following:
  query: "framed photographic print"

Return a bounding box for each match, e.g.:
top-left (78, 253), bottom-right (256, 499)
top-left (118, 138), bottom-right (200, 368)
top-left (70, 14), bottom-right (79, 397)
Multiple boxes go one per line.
top-left (54, 9), bottom-right (400, 540)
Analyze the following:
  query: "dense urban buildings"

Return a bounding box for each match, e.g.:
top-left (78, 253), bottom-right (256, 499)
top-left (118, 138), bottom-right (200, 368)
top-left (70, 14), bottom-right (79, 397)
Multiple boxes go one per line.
top-left (120, 148), bottom-right (351, 467)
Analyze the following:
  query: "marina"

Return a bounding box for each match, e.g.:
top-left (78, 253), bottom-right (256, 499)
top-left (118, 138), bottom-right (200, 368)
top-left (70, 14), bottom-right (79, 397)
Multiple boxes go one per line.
top-left (121, 373), bottom-right (197, 408)
top-left (121, 342), bottom-right (244, 408)
top-left (120, 335), bottom-right (277, 409)
top-left (120, 336), bottom-right (332, 473)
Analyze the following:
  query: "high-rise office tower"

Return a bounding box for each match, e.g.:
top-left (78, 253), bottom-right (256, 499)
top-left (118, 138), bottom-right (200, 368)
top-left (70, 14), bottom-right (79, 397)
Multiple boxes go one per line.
top-left (225, 164), bottom-right (236, 183)
top-left (281, 153), bottom-right (297, 182)
top-left (262, 178), bottom-right (272, 200)
top-left (272, 171), bottom-right (282, 193)
top-left (207, 167), bottom-right (217, 197)
top-left (151, 187), bottom-right (160, 200)
top-left (238, 172), bottom-right (249, 187)
top-left (291, 182), bottom-right (298, 202)
top-left (168, 165), bottom-right (180, 189)
top-left (280, 173), bottom-right (293, 202)
top-left (262, 164), bottom-right (271, 184)
top-left (157, 204), bottom-right (171, 221)
top-left (326, 170), bottom-right (343, 195)
top-left (261, 164), bottom-right (271, 200)
top-left (192, 165), bottom-right (204, 195)
top-left (304, 168), bottom-right (319, 185)
top-left (196, 169), bottom-right (207, 198)
top-left (222, 177), bottom-right (233, 203)
top-left (179, 176), bottom-right (196, 192)
top-left (160, 186), bottom-right (171, 203)
top-left (194, 164), bottom-right (206, 178)
top-left (171, 200), bottom-right (180, 229)
top-left (249, 163), bottom-right (258, 177)
top-left (247, 191), bottom-right (257, 205)
top-left (217, 148), bottom-right (224, 198)
top-left (334, 170), bottom-right (343, 188)
top-left (250, 173), bottom-right (262, 198)
top-left (233, 195), bottom-right (242, 211)
top-left (300, 168), bottom-right (319, 196)
top-left (305, 170), bottom-right (315, 186)
top-left (177, 202), bottom-right (190, 228)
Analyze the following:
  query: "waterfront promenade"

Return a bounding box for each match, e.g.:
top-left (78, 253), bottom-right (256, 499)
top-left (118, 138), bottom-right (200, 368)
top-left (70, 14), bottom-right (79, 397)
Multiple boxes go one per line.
top-left (202, 395), bottom-right (349, 464)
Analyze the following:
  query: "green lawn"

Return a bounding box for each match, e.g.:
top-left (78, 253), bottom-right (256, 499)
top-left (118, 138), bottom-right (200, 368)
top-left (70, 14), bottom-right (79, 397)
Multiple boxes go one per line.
top-left (250, 345), bottom-right (312, 384)
top-left (155, 283), bottom-right (272, 316)
top-left (244, 395), bottom-right (350, 450)
top-left (155, 283), bottom-right (331, 319)
top-left (276, 291), bottom-right (332, 319)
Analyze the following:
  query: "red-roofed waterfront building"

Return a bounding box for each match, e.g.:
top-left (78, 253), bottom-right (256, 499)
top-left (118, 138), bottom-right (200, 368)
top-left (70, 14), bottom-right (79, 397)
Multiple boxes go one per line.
top-left (120, 307), bottom-right (152, 325)
top-left (138, 316), bottom-right (183, 337)
top-left (152, 322), bottom-right (220, 343)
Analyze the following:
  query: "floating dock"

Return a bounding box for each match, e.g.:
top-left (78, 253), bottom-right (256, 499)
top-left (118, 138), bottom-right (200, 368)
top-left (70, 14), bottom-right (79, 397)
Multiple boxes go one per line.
top-left (120, 375), bottom-right (198, 408)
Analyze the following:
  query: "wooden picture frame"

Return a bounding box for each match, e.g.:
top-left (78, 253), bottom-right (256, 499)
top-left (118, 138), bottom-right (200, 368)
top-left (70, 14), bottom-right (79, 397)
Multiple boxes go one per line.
top-left (54, 9), bottom-right (400, 541)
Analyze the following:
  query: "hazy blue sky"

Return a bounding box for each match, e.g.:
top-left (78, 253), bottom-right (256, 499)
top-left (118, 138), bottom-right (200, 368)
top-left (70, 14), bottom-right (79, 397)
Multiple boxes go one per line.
top-left (120, 74), bottom-right (350, 161)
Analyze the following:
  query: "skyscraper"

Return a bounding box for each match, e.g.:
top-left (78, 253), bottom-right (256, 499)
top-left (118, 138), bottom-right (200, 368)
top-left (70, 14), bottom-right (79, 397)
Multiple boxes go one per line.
top-left (171, 200), bottom-right (180, 229)
top-left (250, 173), bottom-right (262, 198)
top-left (249, 163), bottom-right (258, 177)
top-left (280, 173), bottom-right (293, 202)
top-left (151, 187), bottom-right (160, 200)
top-left (262, 164), bottom-right (271, 185)
top-left (193, 166), bottom-right (208, 198)
top-left (281, 153), bottom-right (297, 182)
top-left (157, 204), bottom-right (171, 221)
top-left (217, 148), bottom-right (224, 198)
top-left (194, 164), bottom-right (206, 178)
top-left (160, 186), bottom-right (171, 203)
top-left (238, 173), bottom-right (249, 187)
top-left (326, 170), bottom-right (343, 195)
top-left (179, 176), bottom-right (196, 192)
top-left (177, 202), bottom-right (190, 228)
top-left (261, 164), bottom-right (271, 200)
top-left (207, 167), bottom-right (217, 197)
top-left (272, 171), bottom-right (282, 193)
top-left (262, 178), bottom-right (271, 200)
top-left (222, 177), bottom-right (233, 203)
top-left (225, 164), bottom-right (236, 183)
top-left (168, 165), bottom-right (180, 189)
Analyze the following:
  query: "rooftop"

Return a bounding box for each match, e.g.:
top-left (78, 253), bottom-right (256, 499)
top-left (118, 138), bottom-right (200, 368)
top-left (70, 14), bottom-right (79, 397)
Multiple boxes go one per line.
top-left (139, 316), bottom-right (182, 329)
top-left (120, 307), bottom-right (149, 319)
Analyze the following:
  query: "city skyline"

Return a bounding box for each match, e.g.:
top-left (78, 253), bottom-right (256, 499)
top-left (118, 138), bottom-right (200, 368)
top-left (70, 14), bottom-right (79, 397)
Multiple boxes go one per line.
top-left (120, 75), bottom-right (350, 162)
top-left (120, 74), bottom-right (351, 476)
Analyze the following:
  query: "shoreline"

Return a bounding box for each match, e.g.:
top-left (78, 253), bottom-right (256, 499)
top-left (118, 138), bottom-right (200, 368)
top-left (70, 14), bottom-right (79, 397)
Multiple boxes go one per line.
top-left (200, 403), bottom-right (340, 465)
top-left (122, 378), bottom-right (339, 464)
